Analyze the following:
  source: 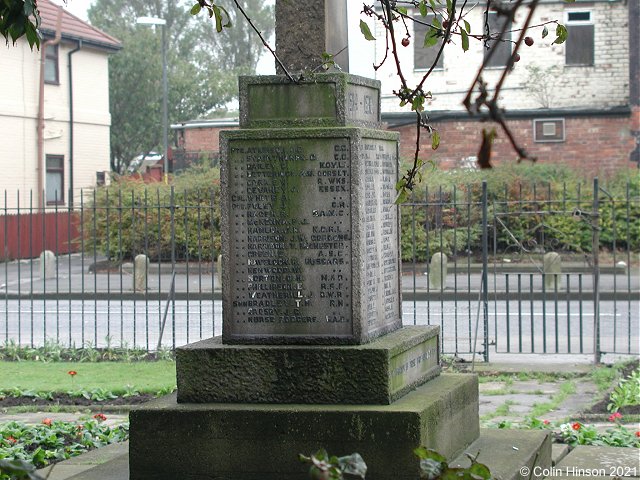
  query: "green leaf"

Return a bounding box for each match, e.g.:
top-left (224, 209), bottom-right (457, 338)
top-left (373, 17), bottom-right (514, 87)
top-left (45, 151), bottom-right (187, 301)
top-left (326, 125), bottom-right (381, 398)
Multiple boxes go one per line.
top-left (190, 3), bottom-right (201, 15)
top-left (397, 6), bottom-right (408, 15)
top-left (460, 28), bottom-right (469, 52)
top-left (468, 462), bottom-right (492, 480)
top-left (542, 25), bottom-right (548, 38)
top-left (218, 5), bottom-right (232, 28)
top-left (424, 27), bottom-right (439, 47)
top-left (395, 187), bottom-right (409, 205)
top-left (212, 4), bottom-right (223, 32)
top-left (431, 131), bottom-right (440, 150)
top-left (446, 0), bottom-right (453, 14)
top-left (359, 20), bottom-right (375, 41)
top-left (429, 0), bottom-right (437, 9)
top-left (419, 1), bottom-right (428, 17)
top-left (552, 24), bottom-right (568, 45)
top-left (464, 19), bottom-right (471, 33)
top-left (411, 94), bottom-right (425, 112)
top-left (564, 0), bottom-right (576, 2)
top-left (432, 17), bottom-right (441, 29)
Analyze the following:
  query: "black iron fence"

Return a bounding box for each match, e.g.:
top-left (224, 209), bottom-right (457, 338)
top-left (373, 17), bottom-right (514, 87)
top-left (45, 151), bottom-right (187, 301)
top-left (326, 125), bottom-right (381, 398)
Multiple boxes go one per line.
top-left (1, 179), bottom-right (638, 362)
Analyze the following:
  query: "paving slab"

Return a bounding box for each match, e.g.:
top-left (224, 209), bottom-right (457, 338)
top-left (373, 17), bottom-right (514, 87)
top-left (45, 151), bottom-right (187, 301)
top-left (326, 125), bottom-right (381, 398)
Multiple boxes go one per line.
top-left (556, 445), bottom-right (640, 476)
top-left (37, 442), bottom-right (129, 480)
top-left (451, 428), bottom-right (552, 480)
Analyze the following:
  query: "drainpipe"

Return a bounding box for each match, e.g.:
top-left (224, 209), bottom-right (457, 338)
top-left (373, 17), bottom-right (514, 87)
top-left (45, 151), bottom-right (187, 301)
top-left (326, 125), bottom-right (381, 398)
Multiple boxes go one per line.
top-left (37, 6), bottom-right (63, 208)
top-left (68, 40), bottom-right (83, 208)
top-left (629, 0), bottom-right (640, 166)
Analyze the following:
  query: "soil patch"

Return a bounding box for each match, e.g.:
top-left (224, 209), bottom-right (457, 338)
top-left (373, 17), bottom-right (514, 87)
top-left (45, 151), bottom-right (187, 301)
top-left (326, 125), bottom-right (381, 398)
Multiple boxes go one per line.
top-left (584, 360), bottom-right (639, 415)
top-left (0, 393), bottom-right (155, 407)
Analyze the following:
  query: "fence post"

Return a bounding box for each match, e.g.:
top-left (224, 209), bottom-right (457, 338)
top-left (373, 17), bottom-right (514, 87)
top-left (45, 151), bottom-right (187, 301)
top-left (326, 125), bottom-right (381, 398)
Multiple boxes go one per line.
top-left (481, 181), bottom-right (489, 362)
top-left (592, 178), bottom-right (601, 364)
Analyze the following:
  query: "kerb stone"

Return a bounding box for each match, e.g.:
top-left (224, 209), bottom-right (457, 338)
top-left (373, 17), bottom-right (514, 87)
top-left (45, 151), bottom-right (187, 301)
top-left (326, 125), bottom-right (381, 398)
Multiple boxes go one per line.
top-left (129, 374), bottom-right (479, 480)
top-left (176, 325), bottom-right (440, 405)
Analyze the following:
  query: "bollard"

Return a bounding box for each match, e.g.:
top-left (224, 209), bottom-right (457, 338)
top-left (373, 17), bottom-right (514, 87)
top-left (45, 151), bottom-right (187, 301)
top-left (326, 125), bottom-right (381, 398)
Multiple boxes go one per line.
top-left (134, 254), bottom-right (149, 293)
top-left (543, 252), bottom-right (562, 290)
top-left (429, 252), bottom-right (448, 290)
top-left (39, 250), bottom-right (56, 279)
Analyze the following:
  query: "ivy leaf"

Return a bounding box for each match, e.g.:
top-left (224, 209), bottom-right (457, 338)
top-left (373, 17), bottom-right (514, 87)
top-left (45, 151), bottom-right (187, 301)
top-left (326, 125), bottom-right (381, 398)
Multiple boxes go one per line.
top-left (552, 24), bottom-right (568, 45)
top-left (542, 25), bottom-right (548, 38)
top-left (431, 131), bottom-right (440, 150)
top-left (190, 3), bottom-right (201, 15)
top-left (460, 28), bottom-right (469, 51)
top-left (464, 19), bottom-right (471, 33)
top-left (419, 1), bottom-right (428, 17)
top-left (359, 20), bottom-right (375, 41)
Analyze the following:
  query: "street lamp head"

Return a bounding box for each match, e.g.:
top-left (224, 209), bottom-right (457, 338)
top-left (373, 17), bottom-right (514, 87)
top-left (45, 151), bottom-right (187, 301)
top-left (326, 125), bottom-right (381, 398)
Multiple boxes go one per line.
top-left (136, 16), bottom-right (166, 26)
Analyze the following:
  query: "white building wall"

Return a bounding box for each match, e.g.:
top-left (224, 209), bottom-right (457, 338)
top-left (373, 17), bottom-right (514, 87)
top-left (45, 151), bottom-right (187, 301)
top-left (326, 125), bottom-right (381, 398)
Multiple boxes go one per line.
top-left (0, 39), bottom-right (112, 210)
top-left (370, 2), bottom-right (629, 113)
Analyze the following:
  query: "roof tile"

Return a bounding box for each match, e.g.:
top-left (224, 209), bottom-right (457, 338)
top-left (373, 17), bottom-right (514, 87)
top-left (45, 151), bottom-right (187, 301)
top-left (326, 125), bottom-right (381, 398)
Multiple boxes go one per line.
top-left (39, 0), bottom-right (121, 50)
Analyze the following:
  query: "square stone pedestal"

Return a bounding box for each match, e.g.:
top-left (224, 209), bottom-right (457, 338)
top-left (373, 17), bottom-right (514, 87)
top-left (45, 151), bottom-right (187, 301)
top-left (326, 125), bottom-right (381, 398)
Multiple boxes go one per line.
top-left (177, 325), bottom-right (440, 405)
top-left (129, 374), bottom-right (479, 480)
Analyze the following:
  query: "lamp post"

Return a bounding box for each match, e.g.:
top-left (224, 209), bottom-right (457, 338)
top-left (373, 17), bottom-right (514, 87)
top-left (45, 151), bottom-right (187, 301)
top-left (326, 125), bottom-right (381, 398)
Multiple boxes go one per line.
top-left (137, 16), bottom-right (169, 183)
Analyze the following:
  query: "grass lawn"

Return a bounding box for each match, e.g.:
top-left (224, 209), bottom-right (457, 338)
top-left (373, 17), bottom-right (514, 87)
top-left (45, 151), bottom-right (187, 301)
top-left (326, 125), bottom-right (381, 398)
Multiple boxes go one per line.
top-left (0, 361), bottom-right (176, 393)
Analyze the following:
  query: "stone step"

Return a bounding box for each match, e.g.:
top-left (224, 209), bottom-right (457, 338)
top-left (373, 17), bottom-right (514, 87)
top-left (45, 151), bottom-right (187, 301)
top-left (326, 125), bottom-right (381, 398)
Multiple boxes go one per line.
top-left (130, 374), bottom-right (479, 480)
top-left (450, 429), bottom-right (552, 480)
top-left (177, 325), bottom-right (440, 405)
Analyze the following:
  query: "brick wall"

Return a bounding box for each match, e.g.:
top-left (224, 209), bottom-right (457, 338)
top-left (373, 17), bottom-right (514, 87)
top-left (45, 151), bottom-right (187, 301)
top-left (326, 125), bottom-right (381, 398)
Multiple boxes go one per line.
top-left (389, 113), bottom-right (637, 178)
top-left (179, 126), bottom-right (238, 153)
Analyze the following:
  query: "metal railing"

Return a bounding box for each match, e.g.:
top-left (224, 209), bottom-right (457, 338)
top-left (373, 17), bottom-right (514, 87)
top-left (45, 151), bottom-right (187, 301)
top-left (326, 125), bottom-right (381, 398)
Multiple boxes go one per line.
top-left (1, 179), bottom-right (638, 361)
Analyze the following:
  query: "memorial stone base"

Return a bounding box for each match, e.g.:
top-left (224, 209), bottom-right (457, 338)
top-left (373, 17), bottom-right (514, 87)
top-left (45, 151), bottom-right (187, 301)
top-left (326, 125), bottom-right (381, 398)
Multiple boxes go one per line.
top-left (130, 374), bottom-right (479, 480)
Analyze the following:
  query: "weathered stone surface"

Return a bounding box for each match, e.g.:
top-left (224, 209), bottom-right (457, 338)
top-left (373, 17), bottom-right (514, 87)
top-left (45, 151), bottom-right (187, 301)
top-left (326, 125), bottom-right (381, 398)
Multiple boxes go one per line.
top-left (177, 325), bottom-right (440, 405)
top-left (556, 445), bottom-right (640, 475)
top-left (451, 429), bottom-right (551, 480)
top-left (129, 374), bottom-right (479, 480)
top-left (429, 252), bottom-right (448, 290)
top-left (133, 254), bottom-right (148, 293)
top-left (220, 127), bottom-right (401, 345)
top-left (39, 250), bottom-right (56, 279)
top-left (275, 0), bottom-right (348, 74)
top-left (543, 252), bottom-right (562, 290)
top-left (239, 74), bottom-right (381, 129)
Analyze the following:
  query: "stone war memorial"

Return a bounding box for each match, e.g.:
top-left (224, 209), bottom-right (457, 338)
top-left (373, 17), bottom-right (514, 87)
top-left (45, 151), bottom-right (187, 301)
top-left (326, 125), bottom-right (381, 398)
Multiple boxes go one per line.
top-left (129, 1), bottom-right (551, 478)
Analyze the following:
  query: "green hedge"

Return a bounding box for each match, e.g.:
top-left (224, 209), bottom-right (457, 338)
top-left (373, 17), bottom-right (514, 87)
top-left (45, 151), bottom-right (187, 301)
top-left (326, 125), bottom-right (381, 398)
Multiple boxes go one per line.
top-left (399, 164), bottom-right (639, 262)
top-left (84, 165), bottom-right (221, 262)
top-left (86, 163), bottom-right (639, 264)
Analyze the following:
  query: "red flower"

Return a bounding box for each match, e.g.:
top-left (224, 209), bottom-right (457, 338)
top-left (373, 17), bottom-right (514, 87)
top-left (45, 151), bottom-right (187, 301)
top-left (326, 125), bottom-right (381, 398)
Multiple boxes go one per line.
top-left (42, 418), bottom-right (52, 426)
top-left (6, 436), bottom-right (16, 444)
top-left (93, 413), bottom-right (107, 422)
top-left (571, 422), bottom-right (581, 430)
top-left (635, 431), bottom-right (640, 438)
top-left (608, 412), bottom-right (622, 422)
top-left (543, 420), bottom-right (550, 425)
top-left (68, 370), bottom-right (77, 376)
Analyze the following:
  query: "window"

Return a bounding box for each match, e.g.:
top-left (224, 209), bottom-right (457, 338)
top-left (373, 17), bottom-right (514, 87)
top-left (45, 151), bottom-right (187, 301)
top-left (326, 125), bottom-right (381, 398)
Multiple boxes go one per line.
top-left (46, 155), bottom-right (64, 205)
top-left (44, 44), bottom-right (59, 84)
top-left (414, 14), bottom-right (444, 70)
top-left (484, 12), bottom-right (512, 68)
top-left (565, 11), bottom-right (594, 66)
top-left (533, 119), bottom-right (565, 143)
